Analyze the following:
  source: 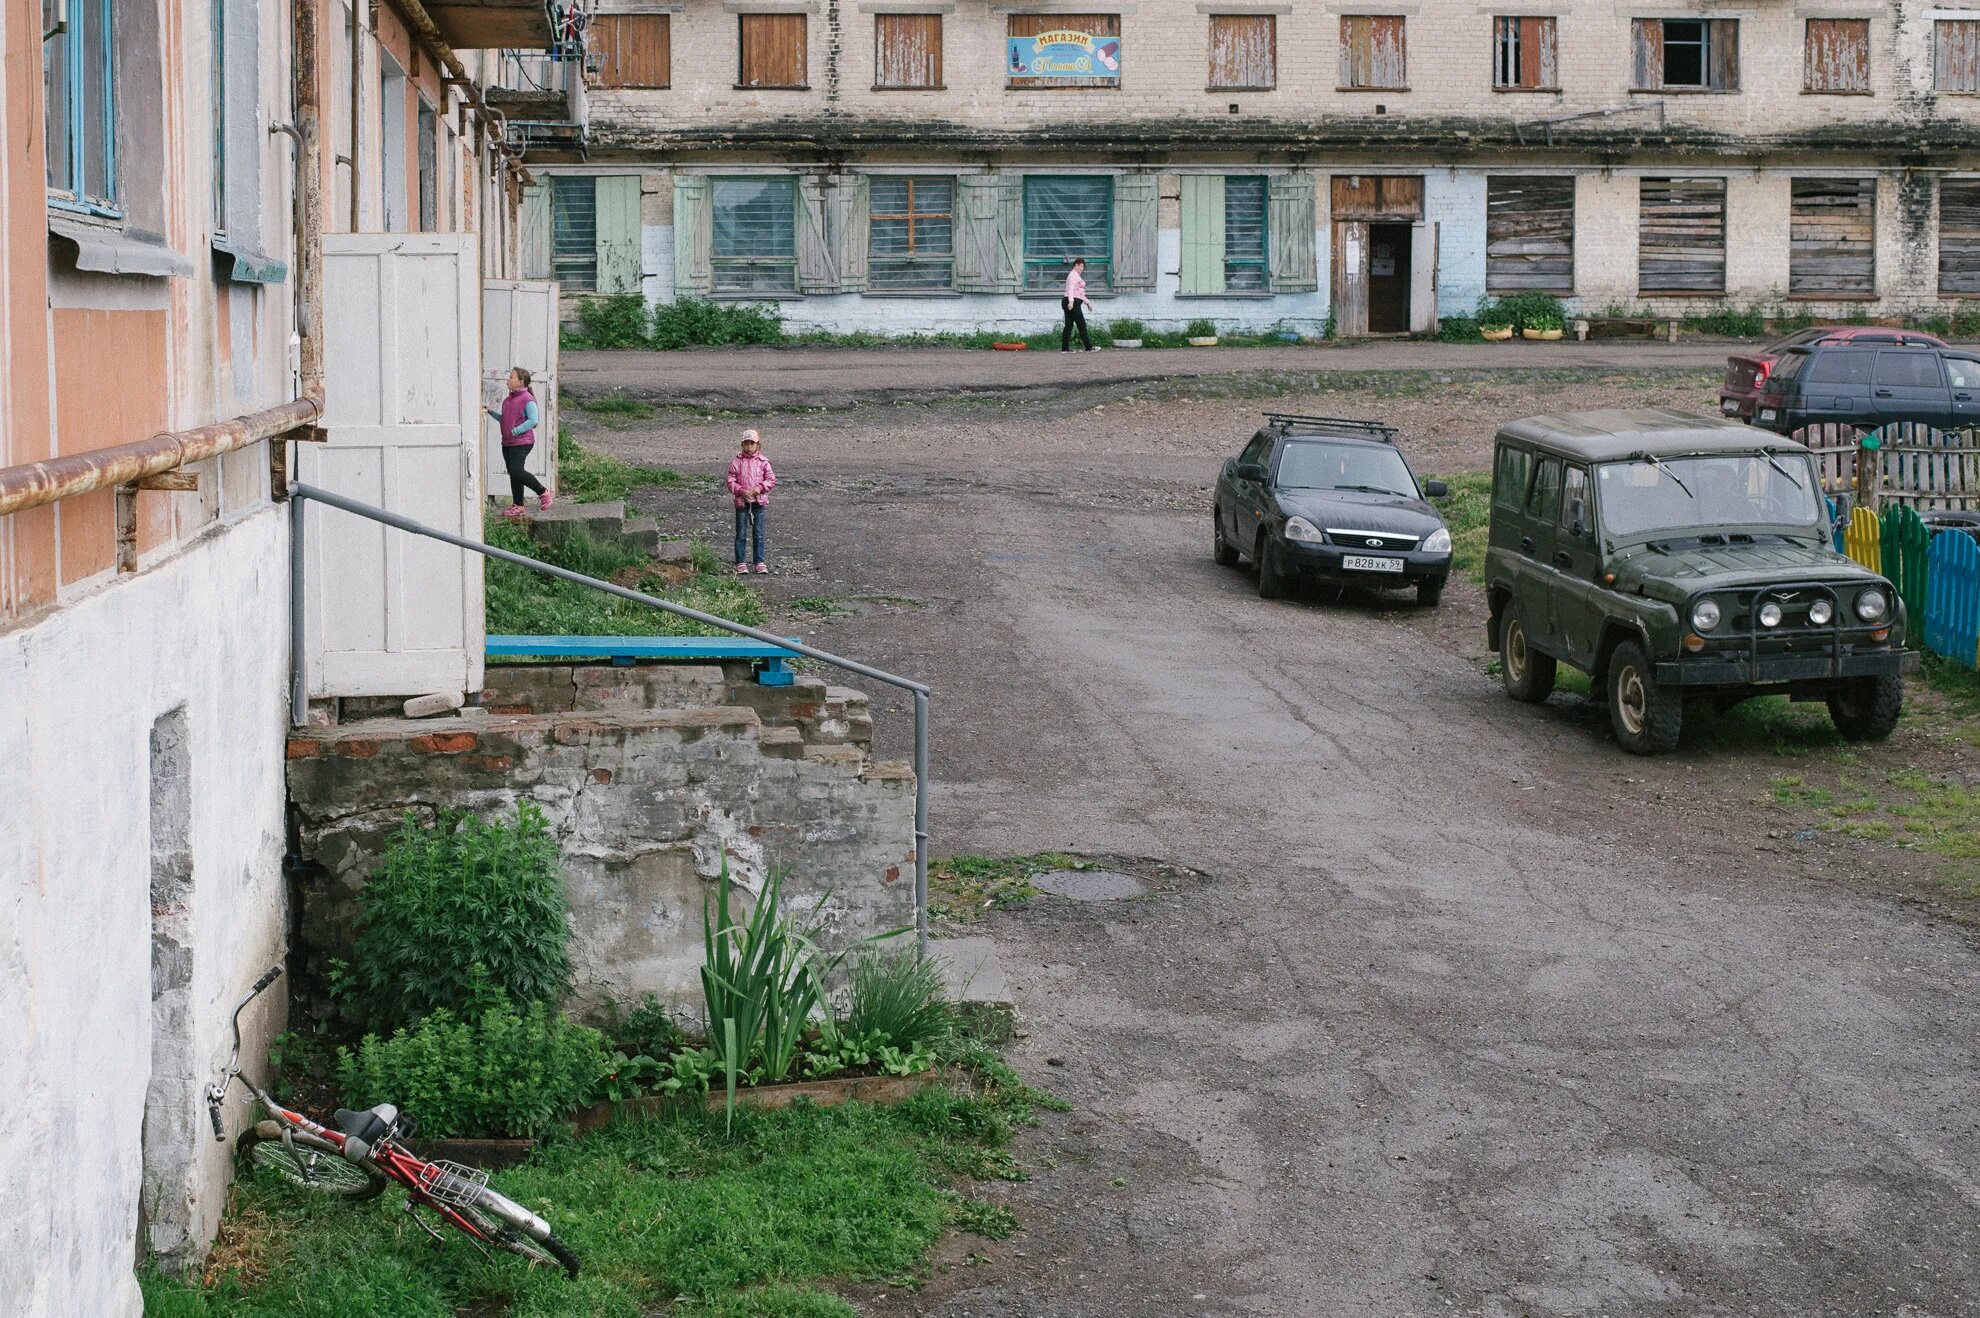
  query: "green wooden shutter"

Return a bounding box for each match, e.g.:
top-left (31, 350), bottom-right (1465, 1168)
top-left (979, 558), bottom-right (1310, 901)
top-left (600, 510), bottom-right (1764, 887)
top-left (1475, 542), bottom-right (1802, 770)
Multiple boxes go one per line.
top-left (672, 174), bottom-right (711, 295)
top-left (1179, 175), bottom-right (1226, 296)
top-left (797, 176), bottom-right (839, 293)
top-left (956, 176), bottom-right (1013, 292)
top-left (991, 175), bottom-right (1022, 293)
top-left (835, 173), bottom-right (870, 292)
top-left (1268, 173), bottom-right (1318, 293)
top-left (594, 175), bottom-right (642, 294)
top-left (519, 184), bottom-right (551, 281)
top-left (1112, 173), bottom-right (1159, 292)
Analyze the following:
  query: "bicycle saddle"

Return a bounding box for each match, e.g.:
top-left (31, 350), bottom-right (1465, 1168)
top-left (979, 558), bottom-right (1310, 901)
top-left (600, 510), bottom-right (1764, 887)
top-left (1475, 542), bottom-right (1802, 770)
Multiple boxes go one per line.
top-left (333, 1103), bottom-right (398, 1159)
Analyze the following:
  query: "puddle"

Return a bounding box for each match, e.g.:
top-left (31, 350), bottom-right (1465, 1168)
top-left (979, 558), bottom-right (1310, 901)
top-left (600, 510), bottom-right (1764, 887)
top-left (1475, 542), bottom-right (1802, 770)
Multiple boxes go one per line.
top-left (1032, 868), bottom-right (1148, 901)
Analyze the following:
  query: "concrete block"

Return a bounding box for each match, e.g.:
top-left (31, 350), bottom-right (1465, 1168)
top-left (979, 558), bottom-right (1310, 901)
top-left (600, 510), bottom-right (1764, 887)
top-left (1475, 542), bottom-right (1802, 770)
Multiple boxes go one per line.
top-left (403, 691), bottom-right (466, 719)
top-left (758, 726), bottom-right (806, 760)
top-left (528, 500), bottom-right (627, 548)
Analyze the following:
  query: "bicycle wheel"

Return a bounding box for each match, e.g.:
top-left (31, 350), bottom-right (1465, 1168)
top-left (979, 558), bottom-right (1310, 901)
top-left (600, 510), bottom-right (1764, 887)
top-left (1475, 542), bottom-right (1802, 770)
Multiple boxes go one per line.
top-left (455, 1202), bottom-right (581, 1278)
top-left (237, 1128), bottom-right (388, 1200)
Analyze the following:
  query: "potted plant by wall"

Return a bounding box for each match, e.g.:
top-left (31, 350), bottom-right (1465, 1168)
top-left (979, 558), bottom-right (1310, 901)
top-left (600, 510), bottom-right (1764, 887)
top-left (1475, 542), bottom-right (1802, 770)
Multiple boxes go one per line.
top-left (1478, 302), bottom-right (1515, 341)
top-left (1522, 315), bottom-right (1565, 341)
top-left (1186, 318), bottom-right (1220, 347)
top-left (1109, 317), bottom-right (1145, 349)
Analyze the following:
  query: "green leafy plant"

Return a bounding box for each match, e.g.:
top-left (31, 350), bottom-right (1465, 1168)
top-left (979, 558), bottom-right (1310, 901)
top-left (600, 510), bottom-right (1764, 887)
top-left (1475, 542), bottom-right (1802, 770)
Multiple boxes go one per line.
top-left (572, 294), bottom-right (653, 349)
top-left (594, 1050), bottom-right (664, 1106)
top-left (803, 1027), bottom-right (884, 1078)
top-left (334, 985), bottom-right (607, 1139)
top-left (1684, 305), bottom-right (1767, 338)
top-left (1436, 315), bottom-right (1479, 343)
top-left (840, 946), bottom-right (953, 1053)
top-left (1185, 317), bottom-right (1218, 339)
top-left (603, 991), bottom-right (687, 1059)
top-left (657, 1045), bottom-right (721, 1094)
top-left (338, 806), bottom-right (571, 1033)
top-left (1107, 317), bottom-right (1146, 340)
top-left (874, 1042), bottom-right (938, 1077)
top-left (1476, 298), bottom-right (1514, 331)
top-left (1490, 292), bottom-right (1567, 333)
top-left (650, 297), bottom-right (784, 349)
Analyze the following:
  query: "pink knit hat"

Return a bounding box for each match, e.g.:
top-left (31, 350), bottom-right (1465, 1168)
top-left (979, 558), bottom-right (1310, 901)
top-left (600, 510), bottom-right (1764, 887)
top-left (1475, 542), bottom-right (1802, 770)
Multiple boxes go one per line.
top-left (741, 429), bottom-right (761, 446)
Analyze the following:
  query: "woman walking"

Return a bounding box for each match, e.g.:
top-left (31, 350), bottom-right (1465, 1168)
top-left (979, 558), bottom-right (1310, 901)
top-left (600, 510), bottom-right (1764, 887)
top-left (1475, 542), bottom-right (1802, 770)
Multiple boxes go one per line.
top-left (1061, 257), bottom-right (1097, 353)
top-left (726, 429), bottom-right (777, 574)
top-left (487, 367), bottom-right (551, 517)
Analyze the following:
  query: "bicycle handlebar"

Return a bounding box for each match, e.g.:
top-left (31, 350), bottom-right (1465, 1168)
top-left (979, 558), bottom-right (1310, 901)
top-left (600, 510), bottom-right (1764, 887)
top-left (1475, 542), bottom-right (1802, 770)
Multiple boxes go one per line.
top-left (250, 965), bottom-right (283, 996)
top-left (208, 1100), bottom-right (226, 1142)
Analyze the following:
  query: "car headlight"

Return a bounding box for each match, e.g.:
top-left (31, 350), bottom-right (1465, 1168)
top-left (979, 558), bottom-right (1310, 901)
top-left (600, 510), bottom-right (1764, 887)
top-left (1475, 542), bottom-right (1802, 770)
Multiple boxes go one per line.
top-left (1421, 527), bottom-right (1452, 554)
top-left (1690, 599), bottom-right (1722, 632)
top-left (1758, 602), bottom-right (1784, 629)
top-left (1809, 599), bottom-right (1834, 626)
top-left (1283, 517), bottom-right (1325, 544)
top-left (1855, 588), bottom-right (1888, 623)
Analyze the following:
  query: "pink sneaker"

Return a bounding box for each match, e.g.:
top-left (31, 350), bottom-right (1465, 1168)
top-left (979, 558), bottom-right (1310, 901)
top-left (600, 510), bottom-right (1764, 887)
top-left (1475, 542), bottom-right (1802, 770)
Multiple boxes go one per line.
top-left (735, 563), bottom-right (749, 575)
top-left (502, 504), bottom-right (527, 519)
top-left (754, 562), bottom-right (769, 574)
top-left (539, 491), bottom-right (554, 511)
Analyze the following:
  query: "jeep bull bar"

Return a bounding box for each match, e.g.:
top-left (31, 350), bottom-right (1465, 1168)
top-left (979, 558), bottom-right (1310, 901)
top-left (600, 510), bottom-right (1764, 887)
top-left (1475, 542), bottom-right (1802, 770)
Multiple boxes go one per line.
top-left (1653, 583), bottom-right (1919, 686)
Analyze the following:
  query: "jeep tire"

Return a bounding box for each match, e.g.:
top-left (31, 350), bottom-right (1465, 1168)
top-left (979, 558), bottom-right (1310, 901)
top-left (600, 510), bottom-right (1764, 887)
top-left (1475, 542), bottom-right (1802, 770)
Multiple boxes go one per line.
top-left (1256, 536), bottom-right (1288, 600)
top-left (1499, 609), bottom-right (1556, 704)
top-left (1827, 673), bottom-right (1903, 741)
top-left (1608, 640), bottom-right (1682, 754)
top-left (1213, 509), bottom-right (1240, 568)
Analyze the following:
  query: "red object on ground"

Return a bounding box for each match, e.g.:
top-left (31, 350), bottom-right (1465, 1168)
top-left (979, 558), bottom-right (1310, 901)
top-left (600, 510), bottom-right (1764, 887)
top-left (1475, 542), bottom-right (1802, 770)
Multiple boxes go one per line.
top-left (1720, 325), bottom-right (1946, 419)
top-left (992, 342), bottom-right (1029, 351)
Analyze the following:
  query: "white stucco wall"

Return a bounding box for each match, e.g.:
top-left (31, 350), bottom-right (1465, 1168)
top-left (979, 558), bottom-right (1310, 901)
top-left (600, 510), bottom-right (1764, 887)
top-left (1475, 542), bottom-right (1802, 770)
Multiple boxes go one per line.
top-left (1428, 171), bottom-right (1489, 320)
top-left (0, 508), bottom-right (292, 1317)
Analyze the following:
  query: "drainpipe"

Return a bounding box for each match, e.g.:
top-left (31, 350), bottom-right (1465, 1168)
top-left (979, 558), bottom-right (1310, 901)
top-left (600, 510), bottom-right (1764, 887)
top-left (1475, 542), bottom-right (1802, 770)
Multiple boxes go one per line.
top-left (351, 0), bottom-right (367, 231)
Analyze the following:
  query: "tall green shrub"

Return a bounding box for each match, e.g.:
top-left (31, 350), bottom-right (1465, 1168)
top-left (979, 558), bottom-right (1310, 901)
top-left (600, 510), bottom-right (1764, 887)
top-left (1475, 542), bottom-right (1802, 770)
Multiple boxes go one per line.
top-left (572, 294), bottom-right (652, 348)
top-left (839, 947), bottom-right (951, 1052)
top-left (341, 806), bottom-right (571, 1033)
top-left (650, 297), bottom-right (784, 348)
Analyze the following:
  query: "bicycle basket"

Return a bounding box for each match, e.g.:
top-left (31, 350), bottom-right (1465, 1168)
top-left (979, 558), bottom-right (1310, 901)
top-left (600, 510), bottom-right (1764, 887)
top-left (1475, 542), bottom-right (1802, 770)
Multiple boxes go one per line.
top-left (416, 1160), bottom-right (491, 1209)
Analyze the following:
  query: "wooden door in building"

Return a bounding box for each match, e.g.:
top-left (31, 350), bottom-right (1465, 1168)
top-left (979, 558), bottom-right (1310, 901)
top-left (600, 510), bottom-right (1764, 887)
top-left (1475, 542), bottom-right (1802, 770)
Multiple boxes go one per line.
top-left (482, 280), bottom-right (561, 502)
top-left (1367, 223), bottom-right (1412, 333)
top-left (1330, 175), bottom-right (1423, 338)
top-left (303, 234), bottom-right (483, 700)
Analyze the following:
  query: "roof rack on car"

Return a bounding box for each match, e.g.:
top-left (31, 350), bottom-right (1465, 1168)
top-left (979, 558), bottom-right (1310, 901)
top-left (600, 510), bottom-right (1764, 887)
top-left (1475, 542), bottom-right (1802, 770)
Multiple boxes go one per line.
top-left (1263, 413), bottom-right (1399, 443)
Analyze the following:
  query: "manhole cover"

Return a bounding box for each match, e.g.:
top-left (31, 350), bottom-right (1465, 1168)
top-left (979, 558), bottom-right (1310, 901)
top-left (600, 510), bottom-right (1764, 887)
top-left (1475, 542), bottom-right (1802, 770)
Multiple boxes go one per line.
top-left (1032, 868), bottom-right (1147, 901)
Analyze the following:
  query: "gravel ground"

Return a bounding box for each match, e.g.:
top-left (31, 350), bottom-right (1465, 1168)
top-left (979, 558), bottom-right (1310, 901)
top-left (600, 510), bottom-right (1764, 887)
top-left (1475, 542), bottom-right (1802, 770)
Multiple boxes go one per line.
top-left (573, 374), bottom-right (1980, 1318)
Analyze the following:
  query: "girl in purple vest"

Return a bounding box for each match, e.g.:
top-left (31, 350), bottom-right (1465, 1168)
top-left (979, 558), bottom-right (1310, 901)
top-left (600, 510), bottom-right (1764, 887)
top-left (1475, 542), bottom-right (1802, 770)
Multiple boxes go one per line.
top-left (487, 367), bottom-right (551, 518)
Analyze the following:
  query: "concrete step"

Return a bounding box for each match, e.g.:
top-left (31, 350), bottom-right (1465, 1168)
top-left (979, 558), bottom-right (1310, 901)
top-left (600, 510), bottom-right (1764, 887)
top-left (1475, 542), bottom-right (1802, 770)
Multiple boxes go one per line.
top-left (930, 935), bottom-right (1014, 1043)
top-left (622, 516), bottom-right (662, 555)
top-left (482, 663), bottom-right (727, 715)
top-left (529, 500), bottom-right (628, 548)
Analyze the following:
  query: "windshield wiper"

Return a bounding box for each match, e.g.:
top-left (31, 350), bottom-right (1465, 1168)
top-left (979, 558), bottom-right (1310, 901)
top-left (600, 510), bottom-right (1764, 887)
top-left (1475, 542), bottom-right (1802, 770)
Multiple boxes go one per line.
top-left (1759, 452), bottom-right (1806, 489)
top-left (1329, 483), bottom-right (1411, 497)
top-left (1631, 454), bottom-right (1694, 499)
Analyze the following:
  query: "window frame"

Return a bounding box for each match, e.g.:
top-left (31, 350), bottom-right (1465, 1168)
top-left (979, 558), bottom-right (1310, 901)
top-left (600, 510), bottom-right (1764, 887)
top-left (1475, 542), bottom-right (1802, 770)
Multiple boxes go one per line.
top-left (1339, 14), bottom-right (1407, 91)
top-left (1207, 13), bottom-right (1276, 92)
top-left (868, 175), bottom-right (956, 292)
top-left (211, 0), bottom-right (226, 234)
top-left (1804, 17), bottom-right (1870, 96)
top-left (737, 12), bottom-right (809, 90)
top-left (711, 175), bottom-right (800, 296)
top-left (1493, 445), bottom-right (1533, 510)
top-left (1021, 174), bottom-right (1114, 293)
top-left (1938, 19), bottom-right (1980, 93)
top-left (549, 175), bottom-right (599, 293)
top-left (1492, 15), bottom-right (1557, 92)
top-left (1632, 16), bottom-right (1739, 93)
top-left (874, 12), bottom-right (944, 90)
top-left (1222, 175), bottom-right (1269, 294)
top-left (45, 0), bottom-right (120, 219)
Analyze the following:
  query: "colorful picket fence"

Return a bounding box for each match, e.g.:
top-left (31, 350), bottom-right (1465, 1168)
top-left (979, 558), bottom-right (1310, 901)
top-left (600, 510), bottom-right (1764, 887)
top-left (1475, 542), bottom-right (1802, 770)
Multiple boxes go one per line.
top-left (1881, 505), bottom-right (1931, 627)
top-left (1843, 505), bottom-right (1881, 572)
top-left (1925, 530), bottom-right (1980, 669)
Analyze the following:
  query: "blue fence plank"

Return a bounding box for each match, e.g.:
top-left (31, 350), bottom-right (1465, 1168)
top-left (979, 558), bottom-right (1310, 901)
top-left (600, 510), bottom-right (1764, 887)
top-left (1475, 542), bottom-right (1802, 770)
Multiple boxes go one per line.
top-left (1924, 532), bottom-right (1980, 669)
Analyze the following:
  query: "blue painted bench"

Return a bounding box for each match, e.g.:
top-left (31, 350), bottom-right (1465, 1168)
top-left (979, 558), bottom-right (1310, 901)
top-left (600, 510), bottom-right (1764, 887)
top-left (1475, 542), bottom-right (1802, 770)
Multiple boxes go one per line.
top-left (485, 634), bottom-right (801, 686)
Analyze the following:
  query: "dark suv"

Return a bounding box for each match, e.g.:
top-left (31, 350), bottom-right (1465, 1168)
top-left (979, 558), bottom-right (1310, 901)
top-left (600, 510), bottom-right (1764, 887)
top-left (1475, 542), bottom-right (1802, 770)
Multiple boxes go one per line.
top-left (1750, 342), bottom-right (1980, 433)
top-left (1719, 326), bottom-right (1944, 420)
top-left (1213, 414), bottom-right (1452, 604)
top-left (1485, 409), bottom-right (1917, 754)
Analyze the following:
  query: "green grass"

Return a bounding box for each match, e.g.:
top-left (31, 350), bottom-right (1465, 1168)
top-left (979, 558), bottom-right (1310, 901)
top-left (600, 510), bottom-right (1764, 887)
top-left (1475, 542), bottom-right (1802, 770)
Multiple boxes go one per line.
top-left (930, 854), bottom-right (1080, 925)
top-left (577, 393), bottom-right (655, 421)
top-left (555, 429), bottom-right (702, 504)
top-left (484, 516), bottom-right (765, 640)
top-left (140, 1078), bottom-right (1046, 1318)
top-left (1426, 471), bottom-right (1491, 582)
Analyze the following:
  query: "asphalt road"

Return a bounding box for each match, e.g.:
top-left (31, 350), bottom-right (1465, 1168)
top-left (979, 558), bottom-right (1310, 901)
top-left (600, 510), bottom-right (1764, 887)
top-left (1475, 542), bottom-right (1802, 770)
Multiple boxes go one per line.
top-left (601, 408), bottom-right (1980, 1318)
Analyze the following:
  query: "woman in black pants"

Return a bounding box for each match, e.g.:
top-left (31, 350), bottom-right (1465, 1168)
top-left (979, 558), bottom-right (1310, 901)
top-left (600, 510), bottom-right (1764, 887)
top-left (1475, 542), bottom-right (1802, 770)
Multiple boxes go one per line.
top-left (488, 366), bottom-right (551, 516)
top-left (1061, 257), bottom-right (1096, 352)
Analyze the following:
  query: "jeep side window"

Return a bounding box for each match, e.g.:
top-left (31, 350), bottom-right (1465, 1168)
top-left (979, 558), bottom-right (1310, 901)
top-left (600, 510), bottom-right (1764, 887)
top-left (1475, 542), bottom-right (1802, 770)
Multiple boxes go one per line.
top-left (1527, 457), bottom-right (1562, 524)
top-left (1493, 445), bottom-right (1531, 510)
top-left (1559, 465), bottom-right (1592, 539)
top-left (1805, 349), bottom-right (1875, 386)
top-left (1874, 351), bottom-right (1945, 389)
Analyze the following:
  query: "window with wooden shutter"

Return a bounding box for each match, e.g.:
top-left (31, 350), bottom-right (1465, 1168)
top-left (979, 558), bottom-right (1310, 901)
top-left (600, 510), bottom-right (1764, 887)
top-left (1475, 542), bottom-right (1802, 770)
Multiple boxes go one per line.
top-left (1208, 15), bottom-right (1275, 90)
top-left (1007, 14), bottom-right (1121, 89)
top-left (1939, 180), bottom-right (1980, 296)
top-left (1022, 176), bottom-right (1112, 291)
top-left (1223, 176), bottom-right (1268, 292)
top-left (1340, 15), bottom-right (1406, 90)
top-left (1492, 16), bottom-right (1556, 91)
top-left (712, 176), bottom-right (798, 293)
top-left (1937, 20), bottom-right (1980, 92)
top-left (1486, 176), bottom-right (1574, 295)
top-left (550, 176), bottom-right (598, 291)
top-left (1638, 177), bottom-right (1726, 294)
top-left (869, 177), bottom-right (954, 290)
top-left (593, 14), bottom-right (671, 89)
top-left (1804, 19), bottom-right (1868, 94)
top-left (739, 13), bottom-right (808, 89)
top-left (1789, 179), bottom-right (1875, 297)
top-left (875, 14), bottom-right (942, 88)
top-left (1632, 18), bottom-right (1738, 91)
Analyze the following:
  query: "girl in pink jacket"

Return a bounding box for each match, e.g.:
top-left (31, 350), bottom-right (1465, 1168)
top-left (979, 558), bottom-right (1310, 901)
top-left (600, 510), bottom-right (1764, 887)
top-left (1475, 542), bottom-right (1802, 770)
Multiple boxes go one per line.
top-left (726, 430), bottom-right (777, 573)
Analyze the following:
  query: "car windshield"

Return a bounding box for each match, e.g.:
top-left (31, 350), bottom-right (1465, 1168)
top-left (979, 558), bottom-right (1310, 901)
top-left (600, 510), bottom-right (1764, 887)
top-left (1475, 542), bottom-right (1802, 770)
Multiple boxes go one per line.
top-left (1276, 440), bottom-right (1418, 497)
top-left (1596, 454), bottom-right (1824, 539)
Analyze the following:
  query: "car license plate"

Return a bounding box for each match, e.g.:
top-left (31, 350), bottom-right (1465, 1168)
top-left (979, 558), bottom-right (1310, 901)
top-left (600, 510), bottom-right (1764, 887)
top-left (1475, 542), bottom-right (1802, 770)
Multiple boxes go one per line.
top-left (1758, 408), bottom-right (1778, 422)
top-left (1721, 399), bottom-right (1739, 414)
top-left (1343, 554), bottom-right (1404, 574)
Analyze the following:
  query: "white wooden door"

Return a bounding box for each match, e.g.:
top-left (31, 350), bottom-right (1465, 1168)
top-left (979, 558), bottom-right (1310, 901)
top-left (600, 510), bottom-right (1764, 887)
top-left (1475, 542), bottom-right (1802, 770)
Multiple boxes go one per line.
top-left (303, 233), bottom-right (483, 699)
top-left (1409, 222), bottom-right (1440, 335)
top-left (482, 279), bottom-right (560, 500)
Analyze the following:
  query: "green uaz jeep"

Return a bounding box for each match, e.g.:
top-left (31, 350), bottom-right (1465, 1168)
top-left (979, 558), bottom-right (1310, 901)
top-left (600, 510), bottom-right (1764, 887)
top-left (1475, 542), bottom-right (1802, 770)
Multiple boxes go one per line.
top-left (1484, 409), bottom-right (1919, 755)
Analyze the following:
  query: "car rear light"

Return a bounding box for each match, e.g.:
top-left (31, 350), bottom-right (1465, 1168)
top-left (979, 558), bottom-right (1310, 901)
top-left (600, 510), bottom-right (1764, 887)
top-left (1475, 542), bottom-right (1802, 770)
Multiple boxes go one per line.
top-left (1753, 359), bottom-right (1772, 386)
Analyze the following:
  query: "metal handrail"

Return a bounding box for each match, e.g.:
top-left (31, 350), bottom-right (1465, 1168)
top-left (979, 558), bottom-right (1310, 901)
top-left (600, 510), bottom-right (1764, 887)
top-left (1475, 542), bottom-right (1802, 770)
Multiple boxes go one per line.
top-left (287, 480), bottom-right (932, 951)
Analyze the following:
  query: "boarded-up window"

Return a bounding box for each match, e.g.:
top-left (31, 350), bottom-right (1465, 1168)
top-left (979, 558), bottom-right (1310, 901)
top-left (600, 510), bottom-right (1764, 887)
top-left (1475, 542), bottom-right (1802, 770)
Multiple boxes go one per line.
top-left (1632, 18), bottom-right (1738, 91)
top-left (1493, 16), bottom-right (1557, 91)
top-left (1486, 176), bottom-right (1574, 294)
top-left (1804, 19), bottom-right (1868, 94)
top-left (869, 176), bottom-right (954, 290)
top-left (1790, 178), bottom-right (1875, 297)
top-left (875, 14), bottom-right (942, 89)
top-left (593, 14), bottom-right (671, 89)
top-left (1208, 14), bottom-right (1275, 90)
top-left (1007, 14), bottom-right (1121, 89)
top-left (1638, 177), bottom-right (1726, 293)
top-left (739, 13), bottom-right (807, 88)
top-left (1939, 180), bottom-right (1980, 296)
top-left (1937, 20), bottom-right (1980, 92)
top-left (1330, 174), bottom-right (1422, 220)
top-left (1340, 15), bottom-right (1406, 89)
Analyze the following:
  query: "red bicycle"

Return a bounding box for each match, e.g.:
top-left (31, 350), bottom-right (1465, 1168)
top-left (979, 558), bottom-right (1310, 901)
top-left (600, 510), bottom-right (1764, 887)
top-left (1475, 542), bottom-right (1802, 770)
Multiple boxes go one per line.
top-left (205, 966), bottom-right (580, 1278)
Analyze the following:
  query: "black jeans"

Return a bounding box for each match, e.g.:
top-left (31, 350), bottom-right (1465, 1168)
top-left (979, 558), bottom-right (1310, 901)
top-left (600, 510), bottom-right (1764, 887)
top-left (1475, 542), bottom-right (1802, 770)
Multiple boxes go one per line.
top-left (1061, 298), bottom-right (1092, 351)
top-left (502, 442), bottom-right (547, 505)
top-left (734, 503), bottom-right (766, 564)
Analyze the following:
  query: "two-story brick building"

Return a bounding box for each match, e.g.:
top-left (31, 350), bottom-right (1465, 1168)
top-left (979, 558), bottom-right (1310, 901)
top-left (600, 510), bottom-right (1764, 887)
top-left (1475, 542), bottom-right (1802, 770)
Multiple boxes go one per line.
top-left (523, 0), bottom-right (1980, 336)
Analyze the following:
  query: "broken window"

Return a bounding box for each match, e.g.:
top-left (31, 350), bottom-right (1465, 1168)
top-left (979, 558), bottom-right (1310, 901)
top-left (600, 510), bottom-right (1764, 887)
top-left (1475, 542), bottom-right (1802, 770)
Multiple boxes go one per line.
top-left (1939, 179), bottom-right (1980, 296)
top-left (1486, 176), bottom-right (1574, 295)
top-left (712, 176), bottom-right (798, 293)
top-left (1007, 14), bottom-right (1121, 89)
top-left (1340, 15), bottom-right (1406, 90)
top-left (1208, 14), bottom-right (1275, 91)
top-left (1632, 18), bottom-right (1738, 91)
top-left (738, 13), bottom-right (807, 89)
top-left (1789, 178), bottom-right (1875, 298)
top-left (1492, 16), bottom-right (1557, 91)
top-left (593, 14), bottom-right (671, 89)
top-left (869, 176), bottom-right (954, 290)
top-left (1023, 175), bottom-right (1112, 292)
top-left (1638, 177), bottom-right (1726, 294)
top-left (1937, 20), bottom-right (1980, 93)
top-left (874, 14), bottom-right (942, 89)
top-left (1804, 18), bottom-right (1869, 95)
